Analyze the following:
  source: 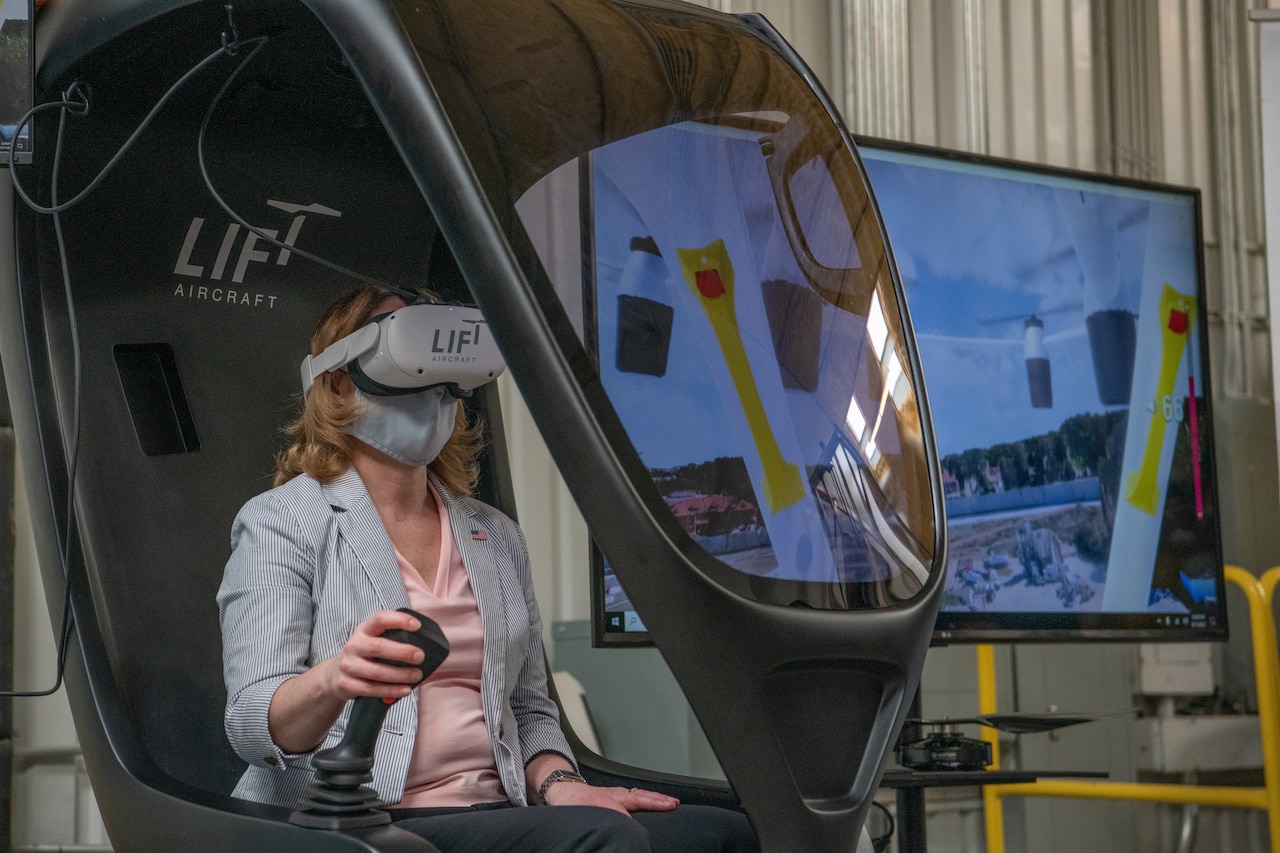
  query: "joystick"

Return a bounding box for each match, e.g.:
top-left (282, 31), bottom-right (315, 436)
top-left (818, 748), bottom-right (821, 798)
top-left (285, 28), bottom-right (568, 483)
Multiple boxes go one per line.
top-left (290, 608), bottom-right (450, 829)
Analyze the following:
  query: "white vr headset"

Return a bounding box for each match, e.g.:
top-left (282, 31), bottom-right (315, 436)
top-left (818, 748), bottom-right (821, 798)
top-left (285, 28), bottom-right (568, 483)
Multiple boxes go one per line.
top-left (300, 303), bottom-right (506, 397)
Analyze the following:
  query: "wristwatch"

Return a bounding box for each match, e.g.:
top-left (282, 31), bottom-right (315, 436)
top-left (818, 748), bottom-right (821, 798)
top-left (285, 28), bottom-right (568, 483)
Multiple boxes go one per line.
top-left (536, 768), bottom-right (586, 804)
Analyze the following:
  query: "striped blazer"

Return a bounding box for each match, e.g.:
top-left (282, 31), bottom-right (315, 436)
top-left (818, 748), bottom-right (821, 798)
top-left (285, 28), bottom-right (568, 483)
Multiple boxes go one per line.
top-left (217, 466), bottom-right (574, 808)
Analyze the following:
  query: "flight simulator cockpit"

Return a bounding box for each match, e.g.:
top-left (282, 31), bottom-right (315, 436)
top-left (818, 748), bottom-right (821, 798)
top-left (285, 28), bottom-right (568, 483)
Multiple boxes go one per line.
top-left (1, 1), bottom-right (946, 850)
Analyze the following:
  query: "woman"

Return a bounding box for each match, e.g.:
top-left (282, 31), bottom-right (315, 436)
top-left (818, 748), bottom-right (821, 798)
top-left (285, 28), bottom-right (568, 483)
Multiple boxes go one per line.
top-left (218, 285), bottom-right (758, 853)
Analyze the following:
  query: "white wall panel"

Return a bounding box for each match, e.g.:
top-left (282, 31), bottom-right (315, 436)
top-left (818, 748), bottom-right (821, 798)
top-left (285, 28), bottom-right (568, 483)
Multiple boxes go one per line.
top-left (1006, 1), bottom-right (1041, 161)
top-left (981, 0), bottom-right (1009, 154)
top-left (1069, 0), bottom-right (1095, 166)
top-left (499, 375), bottom-right (590, 639)
top-left (1261, 14), bottom-right (1280, 499)
top-left (1039, 1), bottom-right (1071, 164)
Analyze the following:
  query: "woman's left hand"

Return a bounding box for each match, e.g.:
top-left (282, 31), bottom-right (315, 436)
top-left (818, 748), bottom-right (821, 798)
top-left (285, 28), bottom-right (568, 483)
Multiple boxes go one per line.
top-left (544, 781), bottom-right (679, 815)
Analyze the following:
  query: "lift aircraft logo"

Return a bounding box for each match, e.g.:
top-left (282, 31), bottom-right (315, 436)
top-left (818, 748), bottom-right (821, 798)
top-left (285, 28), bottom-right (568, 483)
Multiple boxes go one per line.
top-left (430, 318), bottom-right (487, 364)
top-left (170, 199), bottom-right (343, 308)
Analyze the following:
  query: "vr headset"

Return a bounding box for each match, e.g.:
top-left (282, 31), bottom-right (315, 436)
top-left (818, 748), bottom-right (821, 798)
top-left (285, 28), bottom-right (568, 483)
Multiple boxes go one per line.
top-left (300, 303), bottom-right (506, 397)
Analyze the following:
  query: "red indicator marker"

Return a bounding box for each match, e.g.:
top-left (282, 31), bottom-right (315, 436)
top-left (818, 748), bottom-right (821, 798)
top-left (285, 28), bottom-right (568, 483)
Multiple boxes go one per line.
top-left (694, 269), bottom-right (725, 299)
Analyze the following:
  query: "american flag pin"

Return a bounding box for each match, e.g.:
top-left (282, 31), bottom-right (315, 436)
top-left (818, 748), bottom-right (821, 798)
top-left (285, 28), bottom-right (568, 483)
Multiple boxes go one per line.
top-left (470, 528), bottom-right (487, 541)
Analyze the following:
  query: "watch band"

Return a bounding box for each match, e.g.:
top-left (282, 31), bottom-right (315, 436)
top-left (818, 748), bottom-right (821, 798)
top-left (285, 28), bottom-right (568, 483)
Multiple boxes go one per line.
top-left (536, 768), bottom-right (586, 804)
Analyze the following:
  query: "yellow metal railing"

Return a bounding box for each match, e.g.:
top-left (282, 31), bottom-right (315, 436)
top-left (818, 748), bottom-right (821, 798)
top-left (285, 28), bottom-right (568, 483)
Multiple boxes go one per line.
top-left (978, 565), bottom-right (1280, 853)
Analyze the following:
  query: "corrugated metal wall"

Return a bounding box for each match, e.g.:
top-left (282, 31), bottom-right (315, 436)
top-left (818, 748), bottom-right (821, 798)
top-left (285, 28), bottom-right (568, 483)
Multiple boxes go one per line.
top-left (829, 0), bottom-right (1270, 405)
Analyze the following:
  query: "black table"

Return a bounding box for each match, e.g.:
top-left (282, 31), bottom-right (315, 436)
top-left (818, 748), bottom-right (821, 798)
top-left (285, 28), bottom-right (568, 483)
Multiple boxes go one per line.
top-left (880, 768), bottom-right (1108, 853)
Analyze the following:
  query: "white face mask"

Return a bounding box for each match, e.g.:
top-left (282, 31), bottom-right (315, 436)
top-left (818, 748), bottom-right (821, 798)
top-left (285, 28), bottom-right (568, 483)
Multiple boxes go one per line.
top-left (344, 386), bottom-right (459, 467)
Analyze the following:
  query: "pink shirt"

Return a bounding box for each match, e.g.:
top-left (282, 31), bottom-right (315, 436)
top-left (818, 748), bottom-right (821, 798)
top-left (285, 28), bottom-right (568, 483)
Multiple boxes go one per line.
top-left (395, 486), bottom-right (504, 807)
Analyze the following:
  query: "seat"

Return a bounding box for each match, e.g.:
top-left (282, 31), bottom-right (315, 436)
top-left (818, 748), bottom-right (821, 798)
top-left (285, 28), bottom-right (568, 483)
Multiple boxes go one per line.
top-left (1, 1), bottom-right (945, 850)
top-left (3, 3), bottom-right (477, 849)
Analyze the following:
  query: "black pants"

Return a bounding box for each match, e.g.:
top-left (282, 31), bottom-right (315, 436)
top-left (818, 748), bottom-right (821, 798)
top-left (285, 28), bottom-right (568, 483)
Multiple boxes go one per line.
top-left (387, 801), bottom-right (759, 853)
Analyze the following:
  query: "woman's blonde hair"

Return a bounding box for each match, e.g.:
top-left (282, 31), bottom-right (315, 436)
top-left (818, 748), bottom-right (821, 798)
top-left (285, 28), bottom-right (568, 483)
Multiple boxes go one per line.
top-left (273, 285), bottom-right (485, 496)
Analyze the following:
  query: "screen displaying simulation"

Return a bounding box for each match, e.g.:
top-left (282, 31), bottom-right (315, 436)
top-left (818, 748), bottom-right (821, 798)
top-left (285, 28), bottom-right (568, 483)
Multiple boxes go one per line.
top-left (858, 139), bottom-right (1225, 641)
top-left (0, 0), bottom-right (32, 164)
top-left (550, 114), bottom-right (938, 645)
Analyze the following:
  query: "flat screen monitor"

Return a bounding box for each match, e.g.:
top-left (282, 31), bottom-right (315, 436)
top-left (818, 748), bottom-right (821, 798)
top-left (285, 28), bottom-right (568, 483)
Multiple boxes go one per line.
top-left (858, 138), bottom-right (1225, 643)
top-left (0, 0), bottom-right (33, 165)
top-left (593, 136), bottom-right (1227, 646)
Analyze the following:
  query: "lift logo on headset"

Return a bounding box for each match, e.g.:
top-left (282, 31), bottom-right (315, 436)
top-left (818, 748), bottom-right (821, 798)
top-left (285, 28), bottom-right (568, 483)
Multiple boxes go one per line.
top-left (170, 199), bottom-right (341, 295)
top-left (432, 319), bottom-right (486, 361)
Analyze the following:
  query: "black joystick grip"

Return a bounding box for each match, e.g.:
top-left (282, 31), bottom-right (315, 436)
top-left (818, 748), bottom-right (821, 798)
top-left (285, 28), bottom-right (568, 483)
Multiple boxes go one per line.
top-left (312, 608), bottom-right (450, 775)
top-left (377, 607), bottom-right (451, 686)
top-left (291, 608), bottom-right (450, 829)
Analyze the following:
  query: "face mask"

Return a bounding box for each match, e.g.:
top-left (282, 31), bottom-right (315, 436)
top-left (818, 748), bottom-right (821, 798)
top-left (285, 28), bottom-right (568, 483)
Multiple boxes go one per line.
top-left (344, 386), bottom-right (458, 467)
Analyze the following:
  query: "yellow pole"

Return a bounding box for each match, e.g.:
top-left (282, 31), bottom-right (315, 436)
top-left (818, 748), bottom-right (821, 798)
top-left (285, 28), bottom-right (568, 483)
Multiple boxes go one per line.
top-left (977, 644), bottom-right (1005, 853)
top-left (980, 566), bottom-right (1280, 852)
top-left (986, 779), bottom-right (1267, 809)
top-left (1244, 566), bottom-right (1280, 849)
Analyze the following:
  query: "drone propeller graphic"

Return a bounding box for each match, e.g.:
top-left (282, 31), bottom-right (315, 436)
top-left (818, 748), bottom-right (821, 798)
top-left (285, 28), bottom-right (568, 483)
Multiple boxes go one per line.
top-left (906, 709), bottom-right (1133, 734)
top-left (919, 291), bottom-right (1140, 412)
top-left (898, 709), bottom-right (1136, 771)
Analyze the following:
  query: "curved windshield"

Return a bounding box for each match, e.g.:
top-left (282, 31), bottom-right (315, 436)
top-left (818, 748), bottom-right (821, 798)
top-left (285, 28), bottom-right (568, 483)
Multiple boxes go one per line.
top-left (397, 0), bottom-right (937, 609)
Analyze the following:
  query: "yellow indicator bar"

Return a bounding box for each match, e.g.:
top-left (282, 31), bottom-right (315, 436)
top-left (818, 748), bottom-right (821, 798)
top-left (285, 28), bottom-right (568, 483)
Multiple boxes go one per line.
top-left (1124, 284), bottom-right (1196, 515)
top-left (677, 240), bottom-right (805, 514)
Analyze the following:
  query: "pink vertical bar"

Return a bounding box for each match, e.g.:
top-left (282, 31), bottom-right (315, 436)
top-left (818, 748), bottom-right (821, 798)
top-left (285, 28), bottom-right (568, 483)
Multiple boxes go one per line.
top-left (1188, 375), bottom-right (1203, 519)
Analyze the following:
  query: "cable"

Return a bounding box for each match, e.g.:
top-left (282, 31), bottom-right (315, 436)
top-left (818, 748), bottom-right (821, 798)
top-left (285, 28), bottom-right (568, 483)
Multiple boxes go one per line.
top-left (7, 39), bottom-right (231, 214)
top-left (3, 88), bottom-right (86, 697)
top-left (0, 25), bottom-right (316, 694)
top-left (193, 37), bottom-right (419, 302)
top-left (8, 28), bottom-right (414, 297)
top-left (5, 35), bottom-right (249, 694)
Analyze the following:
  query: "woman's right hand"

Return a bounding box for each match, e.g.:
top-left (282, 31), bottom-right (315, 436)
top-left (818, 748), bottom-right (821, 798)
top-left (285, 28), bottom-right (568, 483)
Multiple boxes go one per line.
top-left (323, 609), bottom-right (429, 703)
top-left (268, 609), bottom-right (427, 754)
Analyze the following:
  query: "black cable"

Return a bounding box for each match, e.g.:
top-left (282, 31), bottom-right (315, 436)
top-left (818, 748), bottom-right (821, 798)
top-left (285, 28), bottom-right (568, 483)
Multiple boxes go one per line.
top-left (9, 27), bottom-right (410, 296)
top-left (194, 36), bottom-right (420, 303)
top-left (7, 38), bottom-right (230, 213)
top-left (6, 49), bottom-right (224, 692)
top-left (3, 90), bottom-right (85, 697)
top-left (0, 29), bottom-right (278, 694)
top-left (5, 37), bottom-right (241, 694)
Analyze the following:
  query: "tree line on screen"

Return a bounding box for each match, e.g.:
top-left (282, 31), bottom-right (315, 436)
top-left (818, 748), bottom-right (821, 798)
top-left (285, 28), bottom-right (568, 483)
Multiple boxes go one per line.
top-left (652, 456), bottom-right (756, 504)
top-left (941, 410), bottom-right (1127, 494)
top-left (0, 17), bottom-right (29, 126)
top-left (943, 410), bottom-right (1130, 564)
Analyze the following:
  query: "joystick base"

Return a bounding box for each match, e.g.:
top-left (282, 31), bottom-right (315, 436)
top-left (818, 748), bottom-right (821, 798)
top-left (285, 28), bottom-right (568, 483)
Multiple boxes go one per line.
top-left (289, 767), bottom-right (391, 829)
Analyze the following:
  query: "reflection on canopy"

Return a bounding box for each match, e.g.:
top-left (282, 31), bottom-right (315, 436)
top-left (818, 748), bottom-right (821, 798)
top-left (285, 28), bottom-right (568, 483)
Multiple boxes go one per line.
top-left (520, 111), bottom-right (931, 609)
top-left (396, 0), bottom-right (935, 609)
